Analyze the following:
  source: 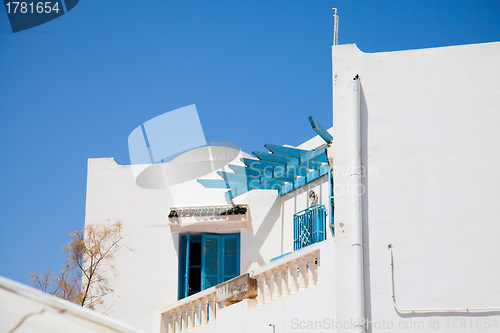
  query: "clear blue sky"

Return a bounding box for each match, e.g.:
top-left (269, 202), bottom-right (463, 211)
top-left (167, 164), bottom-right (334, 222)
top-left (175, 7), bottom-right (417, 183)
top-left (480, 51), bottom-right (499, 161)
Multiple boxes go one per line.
top-left (1, 0), bottom-right (499, 285)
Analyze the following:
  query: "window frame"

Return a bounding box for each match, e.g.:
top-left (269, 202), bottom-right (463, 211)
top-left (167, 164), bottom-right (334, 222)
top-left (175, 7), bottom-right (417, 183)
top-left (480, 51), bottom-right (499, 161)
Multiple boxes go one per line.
top-left (178, 233), bottom-right (240, 300)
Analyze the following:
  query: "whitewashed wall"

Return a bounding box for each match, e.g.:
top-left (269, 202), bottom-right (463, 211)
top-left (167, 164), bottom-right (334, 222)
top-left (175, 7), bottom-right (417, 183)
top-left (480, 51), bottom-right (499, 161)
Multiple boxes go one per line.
top-left (332, 42), bottom-right (500, 332)
top-left (85, 139), bottom-right (331, 331)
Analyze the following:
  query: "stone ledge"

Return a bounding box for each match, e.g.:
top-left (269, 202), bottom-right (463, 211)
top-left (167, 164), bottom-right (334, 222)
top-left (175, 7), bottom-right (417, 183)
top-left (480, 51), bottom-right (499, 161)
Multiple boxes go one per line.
top-left (215, 273), bottom-right (258, 306)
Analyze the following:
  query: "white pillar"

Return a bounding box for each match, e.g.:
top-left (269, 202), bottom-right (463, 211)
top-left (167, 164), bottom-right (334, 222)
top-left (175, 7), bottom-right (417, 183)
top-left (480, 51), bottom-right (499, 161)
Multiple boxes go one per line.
top-left (289, 261), bottom-right (299, 293)
top-left (200, 298), bottom-right (208, 325)
top-left (256, 274), bottom-right (266, 304)
top-left (193, 300), bottom-right (201, 328)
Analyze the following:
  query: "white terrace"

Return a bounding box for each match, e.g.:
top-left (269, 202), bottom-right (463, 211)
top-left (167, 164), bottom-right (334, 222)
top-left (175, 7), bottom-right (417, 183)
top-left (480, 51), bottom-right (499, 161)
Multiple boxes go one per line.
top-left (154, 239), bottom-right (334, 333)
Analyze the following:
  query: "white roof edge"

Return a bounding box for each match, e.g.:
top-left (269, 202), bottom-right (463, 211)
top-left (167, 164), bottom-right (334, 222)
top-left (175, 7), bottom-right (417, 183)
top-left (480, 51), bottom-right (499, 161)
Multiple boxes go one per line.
top-left (0, 276), bottom-right (145, 333)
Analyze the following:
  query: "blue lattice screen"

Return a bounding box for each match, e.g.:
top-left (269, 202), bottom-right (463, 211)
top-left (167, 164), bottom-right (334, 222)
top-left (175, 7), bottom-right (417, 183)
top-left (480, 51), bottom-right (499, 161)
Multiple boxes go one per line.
top-left (293, 204), bottom-right (326, 250)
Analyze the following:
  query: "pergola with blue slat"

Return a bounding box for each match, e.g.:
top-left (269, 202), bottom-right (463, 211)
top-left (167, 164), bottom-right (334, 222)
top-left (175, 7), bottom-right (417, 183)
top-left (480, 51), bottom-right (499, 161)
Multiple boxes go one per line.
top-left (197, 116), bottom-right (333, 200)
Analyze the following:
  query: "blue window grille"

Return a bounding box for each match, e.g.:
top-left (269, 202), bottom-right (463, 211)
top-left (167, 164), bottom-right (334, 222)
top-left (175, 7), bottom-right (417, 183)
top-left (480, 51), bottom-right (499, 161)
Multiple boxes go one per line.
top-left (293, 204), bottom-right (326, 250)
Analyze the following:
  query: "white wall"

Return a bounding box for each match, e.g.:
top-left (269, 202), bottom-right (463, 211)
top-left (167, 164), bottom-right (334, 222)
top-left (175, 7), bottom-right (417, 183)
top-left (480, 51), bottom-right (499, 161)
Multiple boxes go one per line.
top-left (332, 42), bottom-right (500, 332)
top-left (85, 139), bottom-right (332, 331)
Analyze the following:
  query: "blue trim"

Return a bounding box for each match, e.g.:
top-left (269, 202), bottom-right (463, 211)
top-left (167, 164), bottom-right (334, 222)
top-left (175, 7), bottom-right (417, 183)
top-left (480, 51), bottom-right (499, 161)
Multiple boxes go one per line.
top-left (270, 252), bottom-right (292, 262)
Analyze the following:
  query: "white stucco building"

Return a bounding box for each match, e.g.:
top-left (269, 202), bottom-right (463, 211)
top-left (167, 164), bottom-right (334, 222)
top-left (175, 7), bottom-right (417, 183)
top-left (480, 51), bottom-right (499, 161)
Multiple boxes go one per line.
top-left (84, 41), bottom-right (500, 332)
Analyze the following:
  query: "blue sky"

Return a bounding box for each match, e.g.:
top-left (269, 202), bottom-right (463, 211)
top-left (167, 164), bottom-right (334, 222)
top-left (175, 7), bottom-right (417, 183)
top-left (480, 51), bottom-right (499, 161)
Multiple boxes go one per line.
top-left (1, 0), bottom-right (499, 285)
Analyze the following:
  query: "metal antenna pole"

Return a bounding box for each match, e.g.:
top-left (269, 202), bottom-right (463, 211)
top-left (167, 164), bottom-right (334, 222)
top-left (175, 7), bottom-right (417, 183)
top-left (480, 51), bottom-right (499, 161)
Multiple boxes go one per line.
top-left (332, 8), bottom-right (339, 46)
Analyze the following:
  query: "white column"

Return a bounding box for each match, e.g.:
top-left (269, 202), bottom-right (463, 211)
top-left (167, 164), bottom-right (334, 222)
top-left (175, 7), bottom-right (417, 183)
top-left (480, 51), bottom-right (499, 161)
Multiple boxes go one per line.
top-left (272, 268), bottom-right (282, 299)
top-left (186, 303), bottom-right (194, 331)
top-left (193, 300), bottom-right (201, 328)
top-left (208, 294), bottom-right (216, 322)
top-left (306, 254), bottom-right (318, 286)
top-left (200, 297), bottom-right (208, 325)
top-left (264, 271), bottom-right (274, 301)
top-left (256, 274), bottom-right (266, 304)
top-left (174, 309), bottom-right (182, 333)
top-left (297, 258), bottom-right (308, 289)
top-left (280, 265), bottom-right (290, 296)
top-left (167, 312), bottom-right (175, 333)
top-left (181, 306), bottom-right (188, 332)
top-left (289, 261), bottom-right (299, 293)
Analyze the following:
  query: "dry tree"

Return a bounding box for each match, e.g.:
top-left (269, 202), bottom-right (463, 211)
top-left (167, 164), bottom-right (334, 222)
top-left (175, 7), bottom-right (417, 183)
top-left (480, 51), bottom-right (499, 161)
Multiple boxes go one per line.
top-left (30, 220), bottom-right (128, 309)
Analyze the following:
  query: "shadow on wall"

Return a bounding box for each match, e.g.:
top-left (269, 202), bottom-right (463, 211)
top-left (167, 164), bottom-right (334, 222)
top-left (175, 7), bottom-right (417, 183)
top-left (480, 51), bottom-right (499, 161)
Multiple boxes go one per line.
top-left (135, 145), bottom-right (241, 189)
top-left (241, 195), bottom-right (282, 272)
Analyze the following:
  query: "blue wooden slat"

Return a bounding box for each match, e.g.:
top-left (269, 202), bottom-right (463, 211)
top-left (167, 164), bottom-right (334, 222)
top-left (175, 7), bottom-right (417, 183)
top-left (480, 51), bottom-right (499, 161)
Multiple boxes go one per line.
top-left (280, 182), bottom-right (294, 195)
top-left (226, 148), bottom-right (329, 200)
top-left (228, 164), bottom-right (261, 177)
top-left (198, 141), bottom-right (330, 199)
top-left (319, 163), bottom-right (330, 176)
top-left (298, 147), bottom-right (328, 164)
top-left (265, 144), bottom-right (308, 158)
top-left (290, 159), bottom-right (323, 171)
top-left (241, 158), bottom-right (281, 170)
top-left (271, 166), bottom-right (298, 182)
top-left (261, 170), bottom-right (273, 183)
top-left (256, 180), bottom-right (284, 189)
top-left (217, 171), bottom-right (256, 183)
top-left (225, 184), bottom-right (251, 200)
top-left (294, 177), bottom-right (306, 189)
top-left (279, 164), bottom-right (331, 195)
top-left (229, 163), bottom-right (293, 181)
top-left (306, 169), bottom-right (319, 183)
top-left (252, 151), bottom-right (291, 164)
top-left (275, 174), bottom-right (296, 183)
top-left (197, 179), bottom-right (240, 188)
top-left (309, 116), bottom-right (333, 144)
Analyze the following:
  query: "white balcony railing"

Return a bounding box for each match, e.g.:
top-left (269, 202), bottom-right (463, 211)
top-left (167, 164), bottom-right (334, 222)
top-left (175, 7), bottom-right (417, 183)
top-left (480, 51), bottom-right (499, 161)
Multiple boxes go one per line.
top-left (250, 242), bottom-right (321, 305)
top-left (159, 287), bottom-right (217, 333)
top-left (157, 242), bottom-right (322, 333)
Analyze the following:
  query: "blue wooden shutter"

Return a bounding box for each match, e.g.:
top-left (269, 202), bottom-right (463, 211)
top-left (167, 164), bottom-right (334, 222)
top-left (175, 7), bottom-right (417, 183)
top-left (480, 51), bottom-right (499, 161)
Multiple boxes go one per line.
top-left (221, 234), bottom-right (240, 282)
top-left (178, 234), bottom-right (188, 299)
top-left (183, 233), bottom-right (191, 298)
top-left (201, 234), bottom-right (219, 289)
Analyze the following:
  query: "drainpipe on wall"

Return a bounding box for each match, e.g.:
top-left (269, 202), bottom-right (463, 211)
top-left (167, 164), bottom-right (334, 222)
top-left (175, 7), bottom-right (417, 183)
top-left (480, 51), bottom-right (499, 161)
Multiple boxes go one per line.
top-left (351, 74), bottom-right (365, 332)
